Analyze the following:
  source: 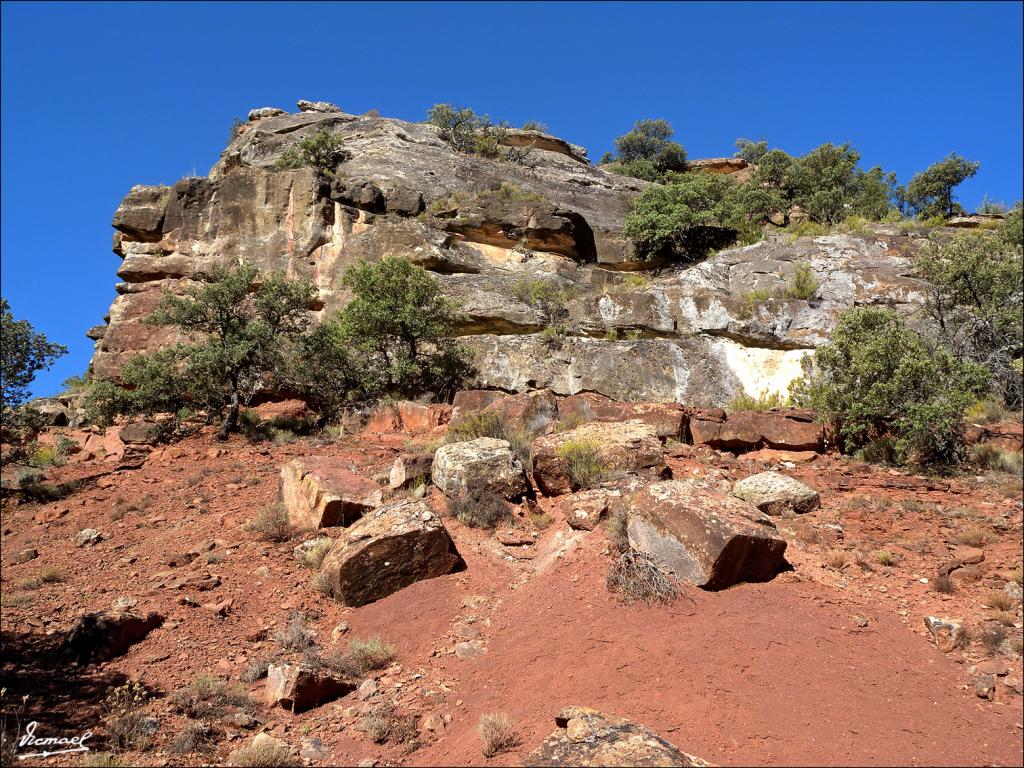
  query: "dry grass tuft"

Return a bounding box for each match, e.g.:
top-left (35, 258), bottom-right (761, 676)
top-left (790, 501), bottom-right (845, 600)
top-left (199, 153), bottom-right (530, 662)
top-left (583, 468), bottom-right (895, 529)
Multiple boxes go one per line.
top-left (606, 550), bottom-right (678, 604)
top-left (171, 675), bottom-right (255, 719)
top-left (275, 612), bottom-right (315, 652)
top-left (478, 712), bottom-right (520, 758)
top-left (360, 702), bottom-right (420, 750)
top-left (984, 590), bottom-right (1015, 611)
top-left (956, 527), bottom-right (987, 547)
top-left (932, 574), bottom-right (955, 594)
top-left (245, 503), bottom-right (292, 542)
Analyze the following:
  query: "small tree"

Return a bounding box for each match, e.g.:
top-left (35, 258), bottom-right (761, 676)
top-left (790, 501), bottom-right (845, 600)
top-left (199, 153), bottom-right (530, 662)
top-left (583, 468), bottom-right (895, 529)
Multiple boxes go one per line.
top-left (328, 257), bottom-right (471, 399)
top-left (0, 297), bottom-right (66, 425)
top-left (795, 307), bottom-right (989, 466)
top-left (275, 130), bottom-right (350, 175)
top-left (917, 229), bottom-right (1023, 408)
top-left (88, 265), bottom-right (315, 438)
top-left (897, 154), bottom-right (980, 219)
top-left (427, 104), bottom-right (529, 164)
top-left (623, 172), bottom-right (739, 260)
top-left (608, 119), bottom-right (687, 182)
top-left (734, 138), bottom-right (768, 165)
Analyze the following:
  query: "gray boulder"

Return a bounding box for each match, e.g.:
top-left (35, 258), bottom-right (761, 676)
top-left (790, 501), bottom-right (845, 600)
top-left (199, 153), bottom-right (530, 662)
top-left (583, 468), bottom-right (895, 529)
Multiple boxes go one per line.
top-left (432, 438), bottom-right (526, 499)
top-left (732, 471), bottom-right (820, 514)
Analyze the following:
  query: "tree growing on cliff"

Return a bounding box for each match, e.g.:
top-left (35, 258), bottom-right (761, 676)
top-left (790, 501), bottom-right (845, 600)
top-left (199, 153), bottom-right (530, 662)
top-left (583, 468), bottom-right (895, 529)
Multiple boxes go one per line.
top-left (623, 172), bottom-right (741, 260)
top-left (0, 297), bottom-right (66, 426)
top-left (304, 257), bottom-right (471, 402)
top-left (896, 154), bottom-right (980, 220)
top-left (275, 130), bottom-right (351, 176)
top-left (606, 119), bottom-right (687, 182)
top-left (916, 223), bottom-right (1024, 408)
top-left (87, 265), bottom-right (316, 438)
top-left (794, 307), bottom-right (989, 466)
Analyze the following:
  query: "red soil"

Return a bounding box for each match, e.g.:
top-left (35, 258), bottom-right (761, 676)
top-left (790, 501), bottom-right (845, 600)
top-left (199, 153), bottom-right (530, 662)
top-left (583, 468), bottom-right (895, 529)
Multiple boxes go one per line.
top-left (1, 428), bottom-right (1021, 767)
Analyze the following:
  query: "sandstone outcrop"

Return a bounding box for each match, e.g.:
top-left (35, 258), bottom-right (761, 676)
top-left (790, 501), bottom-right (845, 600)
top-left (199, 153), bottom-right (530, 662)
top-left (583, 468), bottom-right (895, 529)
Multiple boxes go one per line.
top-left (532, 420), bottom-right (665, 495)
top-left (319, 498), bottom-right (462, 606)
top-left (279, 457), bottom-right (383, 529)
top-left (689, 408), bottom-right (824, 452)
top-left (265, 662), bottom-right (355, 712)
top-left (431, 438), bottom-right (527, 499)
top-left (524, 706), bottom-right (712, 767)
top-left (64, 610), bottom-right (164, 663)
top-left (93, 105), bottom-right (941, 406)
top-left (626, 480), bottom-right (787, 590)
top-left (732, 471), bottom-right (821, 514)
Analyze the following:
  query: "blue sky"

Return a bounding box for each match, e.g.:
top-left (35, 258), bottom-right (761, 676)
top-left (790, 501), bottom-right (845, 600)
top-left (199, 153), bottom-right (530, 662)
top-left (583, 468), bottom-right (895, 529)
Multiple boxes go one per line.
top-left (2, 1), bottom-right (1022, 398)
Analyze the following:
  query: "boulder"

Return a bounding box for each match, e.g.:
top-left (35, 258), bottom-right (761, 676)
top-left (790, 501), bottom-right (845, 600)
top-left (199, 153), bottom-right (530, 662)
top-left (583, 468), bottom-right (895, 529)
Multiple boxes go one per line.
top-left (557, 393), bottom-right (686, 440)
top-left (731, 471), bottom-right (820, 514)
top-left (297, 99), bottom-right (341, 113)
top-left (924, 616), bottom-right (964, 653)
top-left (626, 480), bottom-right (787, 590)
top-left (557, 489), bottom-right (615, 531)
top-left (248, 106), bottom-right (287, 120)
top-left (250, 399), bottom-right (314, 426)
top-left (532, 420), bottom-right (665, 496)
top-left (118, 420), bottom-right (164, 446)
top-left (432, 438), bottom-right (526, 499)
top-left (389, 453), bottom-right (434, 489)
top-left (689, 409), bottom-right (823, 453)
top-left (31, 398), bottom-right (71, 427)
top-left (74, 528), bottom-right (103, 547)
top-left (265, 662), bottom-right (355, 713)
top-left (523, 706), bottom-right (711, 767)
top-left (64, 611), bottom-right (164, 663)
top-left (319, 498), bottom-right (463, 606)
top-left (279, 457), bottom-right (383, 529)
top-left (10, 548), bottom-right (39, 565)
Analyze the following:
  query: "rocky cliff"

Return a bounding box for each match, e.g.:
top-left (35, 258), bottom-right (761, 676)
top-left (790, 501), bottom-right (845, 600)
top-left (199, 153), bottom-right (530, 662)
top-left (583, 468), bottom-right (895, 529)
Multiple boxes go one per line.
top-left (95, 101), bottom-right (936, 405)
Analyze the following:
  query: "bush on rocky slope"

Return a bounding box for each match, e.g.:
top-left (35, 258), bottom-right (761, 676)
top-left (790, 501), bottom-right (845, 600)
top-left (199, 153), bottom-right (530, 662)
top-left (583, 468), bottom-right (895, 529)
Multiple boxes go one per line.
top-left (795, 306), bottom-right (990, 466)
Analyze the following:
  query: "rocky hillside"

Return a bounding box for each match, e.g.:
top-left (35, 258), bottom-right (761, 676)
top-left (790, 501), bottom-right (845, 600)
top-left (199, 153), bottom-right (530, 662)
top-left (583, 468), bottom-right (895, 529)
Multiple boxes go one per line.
top-left (96, 100), bottom-right (939, 404)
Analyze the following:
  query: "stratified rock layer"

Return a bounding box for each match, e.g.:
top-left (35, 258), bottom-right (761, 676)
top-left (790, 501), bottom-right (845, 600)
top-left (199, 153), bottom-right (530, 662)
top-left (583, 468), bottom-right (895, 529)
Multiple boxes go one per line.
top-left (93, 106), bottom-right (941, 406)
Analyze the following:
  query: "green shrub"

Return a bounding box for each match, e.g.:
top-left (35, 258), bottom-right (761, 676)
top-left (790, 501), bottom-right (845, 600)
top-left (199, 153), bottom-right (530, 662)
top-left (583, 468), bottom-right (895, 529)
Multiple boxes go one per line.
top-left (427, 104), bottom-right (529, 164)
top-left (623, 172), bottom-right (740, 260)
top-left (606, 119), bottom-right (687, 182)
top-left (794, 307), bottom-right (989, 466)
top-left (275, 130), bottom-right (350, 175)
top-left (734, 138), bottom-right (768, 165)
top-left (555, 438), bottom-right (608, 489)
top-left (1, 297), bottom-right (66, 426)
top-left (896, 153), bottom-right (979, 219)
top-left (245, 504), bottom-right (291, 542)
top-left (783, 261), bottom-right (820, 300)
top-left (916, 229), bottom-right (1023, 408)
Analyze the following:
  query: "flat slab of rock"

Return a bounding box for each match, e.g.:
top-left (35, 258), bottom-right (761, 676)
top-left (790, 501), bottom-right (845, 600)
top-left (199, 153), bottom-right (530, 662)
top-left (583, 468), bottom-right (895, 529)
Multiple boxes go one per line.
top-left (627, 480), bottom-right (787, 591)
top-left (320, 498), bottom-right (463, 606)
top-left (557, 489), bottom-right (617, 531)
top-left (690, 409), bottom-right (823, 453)
top-left (432, 437), bottom-right (526, 499)
top-left (532, 420), bottom-right (665, 496)
top-left (279, 457), bottom-right (383, 529)
top-left (265, 662), bottom-right (355, 713)
top-left (732, 471), bottom-right (820, 514)
top-left (64, 611), bottom-right (164, 663)
top-left (524, 706), bottom-right (711, 767)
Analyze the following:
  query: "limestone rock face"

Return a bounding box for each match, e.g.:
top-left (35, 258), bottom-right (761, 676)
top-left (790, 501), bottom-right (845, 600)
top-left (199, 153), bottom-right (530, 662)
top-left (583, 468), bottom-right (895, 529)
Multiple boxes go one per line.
top-left (432, 438), bottom-right (527, 499)
top-left (319, 498), bottom-right (462, 606)
top-left (627, 480), bottom-right (787, 590)
top-left (532, 420), bottom-right (665, 496)
top-left (732, 471), bottom-right (821, 514)
top-left (279, 457), bottom-right (383, 529)
top-left (524, 706), bottom-right (712, 767)
top-left (94, 106), bottom-right (940, 405)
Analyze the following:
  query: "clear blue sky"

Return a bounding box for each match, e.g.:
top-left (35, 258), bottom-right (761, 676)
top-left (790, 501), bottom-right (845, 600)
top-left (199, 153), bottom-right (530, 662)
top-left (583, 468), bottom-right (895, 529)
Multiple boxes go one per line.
top-left (2, 1), bottom-right (1022, 398)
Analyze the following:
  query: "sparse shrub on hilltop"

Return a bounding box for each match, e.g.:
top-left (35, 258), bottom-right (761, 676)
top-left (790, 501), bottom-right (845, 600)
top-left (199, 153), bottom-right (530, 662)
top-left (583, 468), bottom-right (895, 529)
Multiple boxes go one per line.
top-left (896, 153), bottom-right (980, 220)
top-left (604, 118), bottom-right (687, 182)
top-left (793, 306), bottom-right (990, 467)
top-left (274, 130), bottom-right (350, 176)
top-left (427, 104), bottom-right (531, 164)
